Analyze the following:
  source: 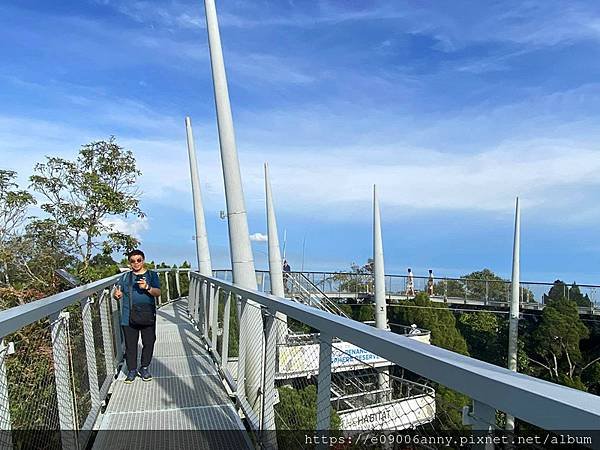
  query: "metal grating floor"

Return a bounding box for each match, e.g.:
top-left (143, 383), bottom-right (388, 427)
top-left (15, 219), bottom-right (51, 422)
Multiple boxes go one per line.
top-left (94, 299), bottom-right (251, 450)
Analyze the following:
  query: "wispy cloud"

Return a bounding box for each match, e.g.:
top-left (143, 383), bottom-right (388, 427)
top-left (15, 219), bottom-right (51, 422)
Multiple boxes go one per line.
top-left (249, 232), bottom-right (267, 242)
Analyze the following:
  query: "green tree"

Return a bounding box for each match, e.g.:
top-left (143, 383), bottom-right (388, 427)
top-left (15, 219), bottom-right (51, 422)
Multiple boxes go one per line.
top-left (29, 138), bottom-right (144, 281)
top-left (391, 293), bottom-right (469, 355)
top-left (462, 269), bottom-right (507, 302)
top-left (333, 260), bottom-right (373, 293)
top-left (567, 283), bottom-right (592, 307)
top-left (389, 293), bottom-right (470, 428)
top-left (458, 312), bottom-right (506, 366)
top-left (544, 280), bottom-right (568, 303)
top-left (528, 298), bottom-right (598, 390)
top-left (0, 170), bottom-right (36, 287)
top-left (275, 384), bottom-right (341, 431)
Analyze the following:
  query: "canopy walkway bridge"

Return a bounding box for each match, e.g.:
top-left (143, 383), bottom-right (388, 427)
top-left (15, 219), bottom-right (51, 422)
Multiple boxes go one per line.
top-left (2, 0), bottom-right (599, 448)
top-left (0, 268), bottom-right (599, 450)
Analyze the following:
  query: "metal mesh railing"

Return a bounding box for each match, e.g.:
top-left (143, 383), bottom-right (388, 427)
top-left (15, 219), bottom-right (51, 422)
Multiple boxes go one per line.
top-left (188, 271), bottom-right (600, 449)
top-left (66, 303), bottom-right (91, 430)
top-left (3, 321), bottom-right (61, 450)
top-left (0, 273), bottom-right (123, 449)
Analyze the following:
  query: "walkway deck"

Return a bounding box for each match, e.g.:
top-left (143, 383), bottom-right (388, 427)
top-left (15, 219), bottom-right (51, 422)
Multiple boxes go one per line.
top-left (93, 299), bottom-right (252, 450)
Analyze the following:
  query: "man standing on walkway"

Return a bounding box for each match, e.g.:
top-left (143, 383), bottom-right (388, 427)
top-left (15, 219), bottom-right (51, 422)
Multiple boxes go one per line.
top-left (113, 249), bottom-right (161, 383)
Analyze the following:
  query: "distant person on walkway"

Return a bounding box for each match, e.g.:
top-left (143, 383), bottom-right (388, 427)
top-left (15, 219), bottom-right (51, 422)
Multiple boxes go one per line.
top-left (406, 268), bottom-right (415, 297)
top-left (427, 269), bottom-right (435, 296)
top-left (113, 249), bottom-right (161, 383)
top-left (282, 260), bottom-right (291, 293)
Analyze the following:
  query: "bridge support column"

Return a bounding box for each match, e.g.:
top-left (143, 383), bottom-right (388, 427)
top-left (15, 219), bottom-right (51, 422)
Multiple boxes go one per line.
top-left (50, 311), bottom-right (78, 450)
top-left (264, 163), bottom-right (288, 344)
top-left (316, 332), bottom-right (332, 444)
top-left (0, 339), bottom-right (13, 449)
top-left (99, 289), bottom-right (115, 376)
top-left (81, 297), bottom-right (101, 410)
top-left (203, 0), bottom-right (264, 416)
top-left (506, 197), bottom-right (520, 431)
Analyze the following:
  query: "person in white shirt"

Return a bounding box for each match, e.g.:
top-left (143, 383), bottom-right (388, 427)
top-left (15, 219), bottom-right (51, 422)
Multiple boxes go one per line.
top-left (406, 268), bottom-right (415, 297)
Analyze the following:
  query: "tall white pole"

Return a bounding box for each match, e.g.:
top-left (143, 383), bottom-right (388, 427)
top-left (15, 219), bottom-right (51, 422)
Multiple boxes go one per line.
top-left (264, 163), bottom-right (288, 344)
top-left (373, 185), bottom-right (388, 330)
top-left (203, 0), bottom-right (263, 415)
top-left (185, 117), bottom-right (213, 276)
top-left (373, 185), bottom-right (390, 401)
top-left (506, 197), bottom-right (520, 431)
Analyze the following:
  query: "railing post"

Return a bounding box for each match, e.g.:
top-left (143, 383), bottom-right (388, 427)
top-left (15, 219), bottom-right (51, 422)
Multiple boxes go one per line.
top-left (158, 273), bottom-right (163, 305)
top-left (202, 281), bottom-right (210, 342)
top-left (81, 297), bottom-right (100, 410)
top-left (485, 281), bottom-right (489, 305)
top-left (0, 339), bottom-right (13, 450)
top-left (190, 276), bottom-right (198, 323)
top-left (237, 297), bottom-right (247, 397)
top-left (444, 278), bottom-right (448, 302)
top-left (316, 332), bottom-right (332, 443)
top-left (98, 289), bottom-right (115, 376)
top-left (211, 286), bottom-right (220, 353)
top-left (261, 308), bottom-right (277, 449)
top-left (175, 270), bottom-right (182, 298)
top-left (165, 271), bottom-right (171, 302)
top-left (221, 292), bottom-right (231, 365)
top-left (110, 289), bottom-right (123, 364)
top-left (463, 400), bottom-right (496, 450)
top-left (50, 311), bottom-right (78, 450)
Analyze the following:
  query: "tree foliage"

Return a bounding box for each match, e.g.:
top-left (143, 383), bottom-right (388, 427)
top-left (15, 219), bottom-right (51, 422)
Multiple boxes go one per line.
top-left (29, 138), bottom-right (144, 280)
top-left (0, 170), bottom-right (36, 287)
top-left (528, 298), bottom-right (596, 389)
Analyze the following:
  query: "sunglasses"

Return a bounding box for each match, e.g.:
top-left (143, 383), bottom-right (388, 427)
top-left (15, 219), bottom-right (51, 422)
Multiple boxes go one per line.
top-left (129, 258), bottom-right (144, 263)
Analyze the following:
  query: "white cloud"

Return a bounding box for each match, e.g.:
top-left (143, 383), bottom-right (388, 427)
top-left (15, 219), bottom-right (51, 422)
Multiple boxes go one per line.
top-left (249, 232), bottom-right (268, 242)
top-left (103, 217), bottom-right (149, 238)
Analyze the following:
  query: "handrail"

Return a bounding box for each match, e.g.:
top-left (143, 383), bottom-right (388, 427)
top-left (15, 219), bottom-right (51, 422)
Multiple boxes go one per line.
top-left (298, 272), bottom-right (349, 317)
top-left (0, 273), bottom-right (122, 338)
top-left (194, 272), bottom-right (600, 430)
top-left (0, 268), bottom-right (180, 337)
top-left (214, 268), bottom-right (600, 289)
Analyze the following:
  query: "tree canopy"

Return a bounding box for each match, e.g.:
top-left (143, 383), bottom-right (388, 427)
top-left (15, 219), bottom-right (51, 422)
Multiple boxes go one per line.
top-left (29, 138), bottom-right (144, 281)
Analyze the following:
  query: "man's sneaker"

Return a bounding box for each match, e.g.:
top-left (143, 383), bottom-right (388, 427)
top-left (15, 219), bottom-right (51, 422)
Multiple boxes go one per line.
top-left (139, 366), bottom-right (152, 382)
top-left (124, 369), bottom-right (137, 384)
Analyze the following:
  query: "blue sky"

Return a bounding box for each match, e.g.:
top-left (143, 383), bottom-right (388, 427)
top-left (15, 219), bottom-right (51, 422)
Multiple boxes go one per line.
top-left (2, 0), bottom-right (600, 283)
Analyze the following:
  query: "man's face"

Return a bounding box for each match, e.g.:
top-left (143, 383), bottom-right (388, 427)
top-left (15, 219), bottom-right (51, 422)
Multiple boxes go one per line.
top-left (129, 255), bottom-right (144, 270)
